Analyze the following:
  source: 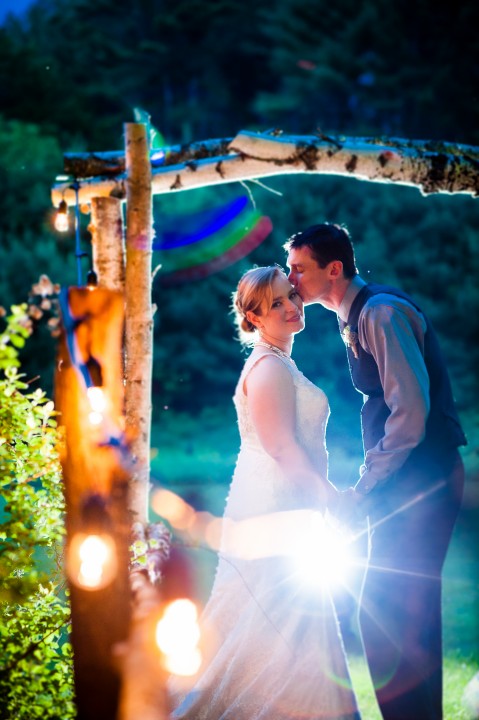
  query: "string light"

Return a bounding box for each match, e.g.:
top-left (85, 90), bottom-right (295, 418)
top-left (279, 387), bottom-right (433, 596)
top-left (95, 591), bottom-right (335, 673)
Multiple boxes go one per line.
top-left (54, 199), bottom-right (70, 233)
top-left (86, 269), bottom-right (98, 289)
top-left (86, 386), bottom-right (107, 426)
top-left (54, 182), bottom-right (94, 286)
top-left (66, 494), bottom-right (118, 591)
top-left (67, 531), bottom-right (118, 590)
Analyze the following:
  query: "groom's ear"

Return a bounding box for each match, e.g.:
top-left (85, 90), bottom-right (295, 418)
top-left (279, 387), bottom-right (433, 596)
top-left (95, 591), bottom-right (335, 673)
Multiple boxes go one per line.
top-left (328, 260), bottom-right (343, 278)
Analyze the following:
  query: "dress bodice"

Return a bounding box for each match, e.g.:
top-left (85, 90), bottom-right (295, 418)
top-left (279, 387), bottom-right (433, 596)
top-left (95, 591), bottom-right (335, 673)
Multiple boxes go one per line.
top-left (233, 349), bottom-right (329, 473)
top-left (225, 349), bottom-right (330, 521)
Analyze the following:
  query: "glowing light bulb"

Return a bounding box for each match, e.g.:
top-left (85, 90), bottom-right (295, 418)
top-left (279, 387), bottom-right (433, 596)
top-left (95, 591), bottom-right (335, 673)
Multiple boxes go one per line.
top-left (68, 532), bottom-right (118, 590)
top-left (87, 387), bottom-right (106, 412)
top-left (54, 200), bottom-right (69, 232)
top-left (86, 269), bottom-right (98, 289)
top-left (87, 387), bottom-right (106, 425)
top-left (156, 599), bottom-right (202, 676)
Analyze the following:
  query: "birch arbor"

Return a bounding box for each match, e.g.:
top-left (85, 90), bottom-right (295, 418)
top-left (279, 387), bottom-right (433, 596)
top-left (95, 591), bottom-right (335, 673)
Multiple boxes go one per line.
top-left (52, 130), bottom-right (479, 207)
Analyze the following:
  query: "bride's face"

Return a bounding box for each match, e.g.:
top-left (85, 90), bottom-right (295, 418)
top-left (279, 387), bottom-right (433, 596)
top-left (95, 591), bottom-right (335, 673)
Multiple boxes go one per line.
top-left (258, 273), bottom-right (305, 341)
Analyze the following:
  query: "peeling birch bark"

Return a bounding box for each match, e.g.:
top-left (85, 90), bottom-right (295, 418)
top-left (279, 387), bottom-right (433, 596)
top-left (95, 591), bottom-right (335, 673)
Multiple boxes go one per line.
top-left (52, 130), bottom-right (479, 206)
top-left (124, 123), bottom-right (153, 524)
top-left (89, 196), bottom-right (126, 292)
top-left (63, 138), bottom-right (232, 178)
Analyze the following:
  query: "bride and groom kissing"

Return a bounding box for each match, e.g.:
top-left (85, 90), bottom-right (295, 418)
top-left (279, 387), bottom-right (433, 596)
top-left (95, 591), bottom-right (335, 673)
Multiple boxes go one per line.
top-left (169, 223), bottom-right (466, 720)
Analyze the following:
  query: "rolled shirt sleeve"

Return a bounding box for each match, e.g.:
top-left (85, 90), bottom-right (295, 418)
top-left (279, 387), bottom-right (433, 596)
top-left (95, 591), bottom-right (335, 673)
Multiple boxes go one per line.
top-left (355, 295), bottom-right (430, 494)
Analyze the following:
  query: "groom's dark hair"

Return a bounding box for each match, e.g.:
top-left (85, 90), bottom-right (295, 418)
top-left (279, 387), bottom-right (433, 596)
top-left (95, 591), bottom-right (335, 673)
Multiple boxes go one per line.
top-left (284, 223), bottom-right (358, 279)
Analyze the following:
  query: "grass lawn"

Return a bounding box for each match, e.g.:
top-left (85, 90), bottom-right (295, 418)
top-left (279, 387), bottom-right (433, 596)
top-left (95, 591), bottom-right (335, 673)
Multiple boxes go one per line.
top-left (349, 653), bottom-right (479, 720)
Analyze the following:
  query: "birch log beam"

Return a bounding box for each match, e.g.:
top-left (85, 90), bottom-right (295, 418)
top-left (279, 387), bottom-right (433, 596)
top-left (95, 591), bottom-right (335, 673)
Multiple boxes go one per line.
top-left (124, 123), bottom-right (153, 525)
top-left (89, 196), bottom-right (126, 292)
top-left (51, 131), bottom-right (479, 206)
top-left (63, 138), bottom-right (232, 178)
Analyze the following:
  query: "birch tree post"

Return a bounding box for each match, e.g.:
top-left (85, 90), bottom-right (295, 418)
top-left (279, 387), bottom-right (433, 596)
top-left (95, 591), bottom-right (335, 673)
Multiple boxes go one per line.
top-left (89, 196), bottom-right (126, 292)
top-left (124, 123), bottom-right (153, 524)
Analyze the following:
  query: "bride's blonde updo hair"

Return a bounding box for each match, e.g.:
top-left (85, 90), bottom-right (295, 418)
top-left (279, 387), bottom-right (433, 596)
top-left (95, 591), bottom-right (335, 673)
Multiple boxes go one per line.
top-left (232, 265), bottom-right (284, 346)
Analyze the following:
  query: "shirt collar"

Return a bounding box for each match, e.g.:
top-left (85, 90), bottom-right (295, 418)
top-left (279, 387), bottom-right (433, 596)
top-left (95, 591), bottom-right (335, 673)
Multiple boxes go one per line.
top-left (338, 275), bottom-right (367, 323)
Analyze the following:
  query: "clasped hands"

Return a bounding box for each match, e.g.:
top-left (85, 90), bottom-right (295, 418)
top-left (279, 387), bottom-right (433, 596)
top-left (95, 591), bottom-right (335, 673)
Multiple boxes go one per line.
top-left (328, 486), bottom-right (368, 528)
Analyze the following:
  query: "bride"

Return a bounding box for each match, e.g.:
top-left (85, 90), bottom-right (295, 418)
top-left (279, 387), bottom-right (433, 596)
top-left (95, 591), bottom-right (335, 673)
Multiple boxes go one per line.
top-left (169, 265), bottom-right (360, 720)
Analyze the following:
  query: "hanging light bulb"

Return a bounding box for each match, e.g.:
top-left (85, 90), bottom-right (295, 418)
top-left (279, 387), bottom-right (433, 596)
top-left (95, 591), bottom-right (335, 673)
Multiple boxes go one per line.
top-left (155, 598), bottom-right (202, 676)
top-left (86, 386), bottom-right (107, 426)
top-left (86, 269), bottom-right (98, 289)
top-left (66, 495), bottom-right (118, 591)
top-left (67, 532), bottom-right (118, 590)
top-left (54, 199), bottom-right (70, 232)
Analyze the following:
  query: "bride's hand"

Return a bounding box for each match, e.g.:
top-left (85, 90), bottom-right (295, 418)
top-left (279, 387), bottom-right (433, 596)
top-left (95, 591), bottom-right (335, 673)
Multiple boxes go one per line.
top-left (322, 480), bottom-right (340, 512)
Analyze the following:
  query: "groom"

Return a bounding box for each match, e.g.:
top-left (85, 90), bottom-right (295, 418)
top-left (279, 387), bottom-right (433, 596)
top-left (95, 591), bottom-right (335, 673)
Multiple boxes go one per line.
top-left (285, 223), bottom-right (466, 720)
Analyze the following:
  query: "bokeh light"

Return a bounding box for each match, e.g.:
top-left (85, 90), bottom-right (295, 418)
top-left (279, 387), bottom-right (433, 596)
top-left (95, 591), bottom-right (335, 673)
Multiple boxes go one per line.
top-left (156, 598), bottom-right (202, 676)
top-left (67, 532), bottom-right (118, 590)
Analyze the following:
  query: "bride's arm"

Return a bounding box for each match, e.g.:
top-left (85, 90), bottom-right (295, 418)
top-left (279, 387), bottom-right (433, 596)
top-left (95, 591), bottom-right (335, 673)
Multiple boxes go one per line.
top-left (245, 356), bottom-right (337, 509)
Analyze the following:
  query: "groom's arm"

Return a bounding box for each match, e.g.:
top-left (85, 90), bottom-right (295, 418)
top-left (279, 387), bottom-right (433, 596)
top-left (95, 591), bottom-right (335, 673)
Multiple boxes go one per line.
top-left (354, 296), bottom-right (429, 497)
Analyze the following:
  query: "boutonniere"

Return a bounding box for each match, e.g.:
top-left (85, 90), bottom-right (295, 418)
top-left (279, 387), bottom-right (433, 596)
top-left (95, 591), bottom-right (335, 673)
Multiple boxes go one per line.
top-left (341, 325), bottom-right (359, 359)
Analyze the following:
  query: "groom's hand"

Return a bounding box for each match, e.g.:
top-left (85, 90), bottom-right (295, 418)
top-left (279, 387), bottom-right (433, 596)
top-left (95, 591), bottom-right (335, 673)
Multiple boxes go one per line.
top-left (335, 487), bottom-right (368, 527)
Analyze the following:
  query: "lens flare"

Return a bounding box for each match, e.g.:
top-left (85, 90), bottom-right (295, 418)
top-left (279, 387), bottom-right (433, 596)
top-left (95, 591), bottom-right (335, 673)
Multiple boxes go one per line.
top-left (153, 195), bottom-right (273, 285)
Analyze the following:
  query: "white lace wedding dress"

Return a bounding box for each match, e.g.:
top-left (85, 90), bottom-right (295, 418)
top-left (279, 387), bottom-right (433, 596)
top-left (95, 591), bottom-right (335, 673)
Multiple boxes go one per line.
top-left (170, 349), bottom-right (360, 720)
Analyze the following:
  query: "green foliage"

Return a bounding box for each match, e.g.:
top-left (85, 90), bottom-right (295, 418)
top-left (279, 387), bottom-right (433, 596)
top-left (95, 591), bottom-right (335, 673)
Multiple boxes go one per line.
top-left (0, 306), bottom-right (74, 719)
top-left (0, 116), bottom-right (76, 395)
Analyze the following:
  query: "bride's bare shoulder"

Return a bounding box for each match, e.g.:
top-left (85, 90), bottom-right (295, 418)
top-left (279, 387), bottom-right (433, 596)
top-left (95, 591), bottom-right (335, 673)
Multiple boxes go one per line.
top-left (242, 350), bottom-right (293, 396)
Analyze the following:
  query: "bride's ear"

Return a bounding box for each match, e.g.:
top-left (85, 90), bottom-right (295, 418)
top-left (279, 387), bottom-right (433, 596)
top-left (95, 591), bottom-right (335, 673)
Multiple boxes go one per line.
top-left (246, 310), bottom-right (262, 330)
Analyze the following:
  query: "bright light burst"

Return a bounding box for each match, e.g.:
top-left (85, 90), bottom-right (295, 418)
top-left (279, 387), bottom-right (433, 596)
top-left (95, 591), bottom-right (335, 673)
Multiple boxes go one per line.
top-left (291, 512), bottom-right (356, 589)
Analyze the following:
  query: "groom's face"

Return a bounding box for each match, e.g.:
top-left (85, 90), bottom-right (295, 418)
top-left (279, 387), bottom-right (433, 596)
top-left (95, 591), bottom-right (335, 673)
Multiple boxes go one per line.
top-left (287, 246), bottom-right (332, 306)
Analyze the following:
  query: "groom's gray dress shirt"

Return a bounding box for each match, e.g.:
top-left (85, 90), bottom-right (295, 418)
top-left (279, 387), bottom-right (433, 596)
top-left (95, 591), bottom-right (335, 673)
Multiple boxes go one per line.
top-left (337, 275), bottom-right (429, 494)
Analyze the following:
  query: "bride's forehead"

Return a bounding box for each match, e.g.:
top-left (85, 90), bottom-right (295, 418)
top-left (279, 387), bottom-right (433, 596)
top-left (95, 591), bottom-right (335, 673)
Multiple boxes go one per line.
top-left (271, 273), bottom-right (293, 294)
